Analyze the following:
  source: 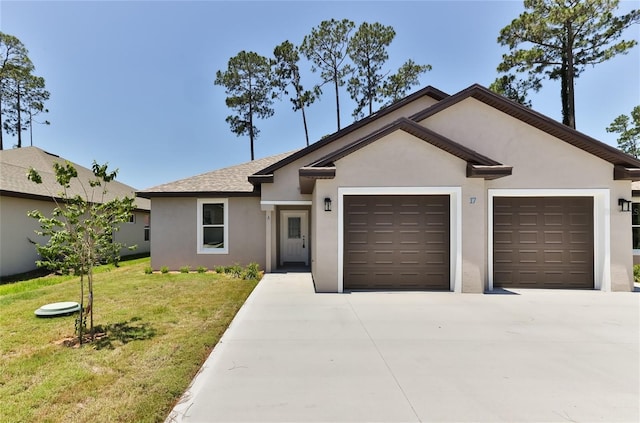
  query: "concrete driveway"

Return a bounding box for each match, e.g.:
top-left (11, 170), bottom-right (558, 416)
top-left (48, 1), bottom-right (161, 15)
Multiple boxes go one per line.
top-left (166, 273), bottom-right (639, 423)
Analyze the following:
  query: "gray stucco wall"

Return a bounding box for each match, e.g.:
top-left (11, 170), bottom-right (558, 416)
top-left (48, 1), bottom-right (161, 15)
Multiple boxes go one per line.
top-left (0, 195), bottom-right (148, 277)
top-left (305, 99), bottom-right (633, 292)
top-left (0, 196), bottom-right (52, 277)
top-left (422, 98), bottom-right (633, 291)
top-left (149, 196), bottom-right (265, 271)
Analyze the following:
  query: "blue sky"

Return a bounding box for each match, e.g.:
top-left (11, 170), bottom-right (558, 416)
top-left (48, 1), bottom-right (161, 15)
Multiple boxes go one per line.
top-left (1, 0), bottom-right (638, 189)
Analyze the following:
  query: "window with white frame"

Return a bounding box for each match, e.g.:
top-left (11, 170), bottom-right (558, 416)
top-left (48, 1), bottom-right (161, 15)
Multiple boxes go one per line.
top-left (197, 199), bottom-right (228, 254)
top-left (633, 203), bottom-right (640, 250)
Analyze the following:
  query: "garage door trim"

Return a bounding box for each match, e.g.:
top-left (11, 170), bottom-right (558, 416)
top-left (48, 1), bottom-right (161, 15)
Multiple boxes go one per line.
top-left (338, 186), bottom-right (462, 293)
top-left (488, 189), bottom-right (610, 291)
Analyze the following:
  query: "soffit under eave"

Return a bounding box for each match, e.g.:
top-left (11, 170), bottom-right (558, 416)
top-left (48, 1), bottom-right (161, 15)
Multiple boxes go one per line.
top-left (299, 167), bottom-right (336, 195)
top-left (466, 164), bottom-right (513, 180)
top-left (614, 166), bottom-right (640, 181)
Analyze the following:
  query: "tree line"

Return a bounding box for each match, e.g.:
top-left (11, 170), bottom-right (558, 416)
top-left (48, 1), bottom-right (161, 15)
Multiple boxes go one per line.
top-left (215, 2), bottom-right (638, 161)
top-left (0, 32), bottom-right (50, 150)
top-left (1, 1), bottom-right (638, 157)
top-left (214, 19), bottom-right (432, 160)
top-left (490, 0), bottom-right (638, 130)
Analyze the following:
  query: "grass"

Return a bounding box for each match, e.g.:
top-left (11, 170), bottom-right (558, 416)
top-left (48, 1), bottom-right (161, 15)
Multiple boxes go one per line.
top-left (0, 257), bottom-right (259, 423)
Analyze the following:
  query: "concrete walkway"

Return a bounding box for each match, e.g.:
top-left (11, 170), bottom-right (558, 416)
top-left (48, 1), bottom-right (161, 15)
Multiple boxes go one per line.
top-left (166, 273), bottom-right (639, 423)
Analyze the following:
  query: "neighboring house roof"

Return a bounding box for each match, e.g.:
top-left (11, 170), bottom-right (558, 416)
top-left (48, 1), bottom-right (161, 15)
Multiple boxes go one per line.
top-left (0, 146), bottom-right (150, 211)
top-left (137, 150), bottom-right (297, 198)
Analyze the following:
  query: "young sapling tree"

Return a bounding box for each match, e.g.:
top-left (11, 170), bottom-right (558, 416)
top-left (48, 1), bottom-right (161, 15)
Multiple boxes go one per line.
top-left (27, 160), bottom-right (135, 345)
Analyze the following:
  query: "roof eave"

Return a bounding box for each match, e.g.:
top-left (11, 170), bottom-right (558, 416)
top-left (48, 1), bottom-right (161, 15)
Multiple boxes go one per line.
top-left (252, 86), bottom-right (450, 177)
top-left (248, 174), bottom-right (274, 186)
top-left (136, 190), bottom-right (260, 199)
top-left (466, 164), bottom-right (513, 180)
top-left (412, 84), bottom-right (640, 170)
top-left (299, 167), bottom-right (336, 195)
top-left (614, 165), bottom-right (640, 181)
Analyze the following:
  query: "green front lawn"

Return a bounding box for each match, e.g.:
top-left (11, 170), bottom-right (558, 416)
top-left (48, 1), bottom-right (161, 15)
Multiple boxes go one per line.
top-left (0, 258), bottom-right (258, 422)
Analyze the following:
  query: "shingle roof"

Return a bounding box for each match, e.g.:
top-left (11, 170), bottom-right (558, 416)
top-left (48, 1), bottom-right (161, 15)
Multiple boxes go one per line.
top-left (0, 146), bottom-right (150, 210)
top-left (137, 150), bottom-right (297, 198)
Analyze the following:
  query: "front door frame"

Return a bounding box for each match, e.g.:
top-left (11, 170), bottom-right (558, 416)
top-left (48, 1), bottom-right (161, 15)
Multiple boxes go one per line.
top-left (280, 210), bottom-right (309, 266)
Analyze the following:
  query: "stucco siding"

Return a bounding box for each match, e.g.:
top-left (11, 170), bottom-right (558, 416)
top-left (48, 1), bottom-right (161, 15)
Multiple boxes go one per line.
top-left (420, 98), bottom-right (633, 291)
top-left (311, 131), bottom-right (478, 292)
top-left (422, 98), bottom-right (613, 187)
top-left (261, 97), bottom-right (441, 202)
top-left (0, 196), bottom-right (52, 277)
top-left (0, 196), bottom-right (147, 278)
top-left (114, 210), bottom-right (150, 256)
top-left (610, 181), bottom-right (634, 290)
top-left (150, 196), bottom-right (265, 270)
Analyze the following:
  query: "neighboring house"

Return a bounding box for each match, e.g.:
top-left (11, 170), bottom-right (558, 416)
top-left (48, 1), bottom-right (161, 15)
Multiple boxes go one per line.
top-left (0, 147), bottom-right (150, 278)
top-left (138, 84), bottom-right (640, 292)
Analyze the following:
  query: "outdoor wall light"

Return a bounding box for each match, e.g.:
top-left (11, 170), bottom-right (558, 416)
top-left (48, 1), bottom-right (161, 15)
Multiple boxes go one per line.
top-left (618, 198), bottom-right (632, 212)
top-left (324, 197), bottom-right (332, 212)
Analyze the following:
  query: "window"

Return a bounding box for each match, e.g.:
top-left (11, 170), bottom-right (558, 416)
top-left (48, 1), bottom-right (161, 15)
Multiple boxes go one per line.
top-left (144, 215), bottom-right (150, 241)
top-left (633, 203), bottom-right (640, 250)
top-left (128, 213), bottom-right (136, 224)
top-left (197, 199), bottom-right (228, 254)
top-left (288, 217), bottom-right (301, 239)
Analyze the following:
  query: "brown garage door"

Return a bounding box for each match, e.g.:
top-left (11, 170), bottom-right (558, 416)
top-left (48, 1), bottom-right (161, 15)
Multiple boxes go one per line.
top-left (344, 195), bottom-right (450, 290)
top-left (493, 197), bottom-right (594, 289)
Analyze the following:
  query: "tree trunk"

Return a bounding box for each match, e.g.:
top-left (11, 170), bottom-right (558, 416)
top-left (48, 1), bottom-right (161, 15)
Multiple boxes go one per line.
top-left (249, 116), bottom-right (255, 161)
top-left (16, 84), bottom-right (22, 148)
top-left (249, 93), bottom-right (255, 161)
top-left (560, 63), bottom-right (570, 127)
top-left (78, 274), bottom-right (84, 346)
top-left (562, 21), bottom-right (576, 129)
top-left (334, 75), bottom-right (341, 131)
top-left (301, 106), bottom-right (310, 147)
top-left (0, 99), bottom-right (3, 150)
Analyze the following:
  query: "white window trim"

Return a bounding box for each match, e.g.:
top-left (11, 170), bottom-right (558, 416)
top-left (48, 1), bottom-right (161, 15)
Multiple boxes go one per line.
top-left (487, 189), bottom-right (610, 291)
top-left (337, 186), bottom-right (462, 293)
top-left (197, 198), bottom-right (229, 254)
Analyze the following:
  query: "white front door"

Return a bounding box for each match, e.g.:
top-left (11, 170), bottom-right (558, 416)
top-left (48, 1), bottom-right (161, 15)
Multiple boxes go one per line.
top-left (280, 211), bottom-right (308, 265)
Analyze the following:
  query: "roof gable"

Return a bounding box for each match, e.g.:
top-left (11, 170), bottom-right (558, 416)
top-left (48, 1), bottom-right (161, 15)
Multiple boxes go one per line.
top-left (411, 84), bottom-right (640, 173)
top-left (251, 86), bottom-right (449, 178)
top-left (295, 117), bottom-right (512, 193)
top-left (309, 117), bottom-right (503, 167)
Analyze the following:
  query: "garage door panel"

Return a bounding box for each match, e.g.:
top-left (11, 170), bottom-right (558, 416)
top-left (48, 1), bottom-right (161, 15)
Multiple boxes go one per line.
top-left (493, 197), bottom-right (593, 289)
top-left (519, 213), bottom-right (539, 226)
top-left (344, 195), bottom-right (450, 290)
top-left (494, 213), bottom-right (514, 226)
top-left (494, 230), bottom-right (514, 244)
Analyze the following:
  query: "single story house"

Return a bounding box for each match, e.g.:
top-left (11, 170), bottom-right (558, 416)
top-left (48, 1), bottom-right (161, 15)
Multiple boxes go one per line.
top-left (138, 84), bottom-right (639, 292)
top-left (0, 146), bottom-right (150, 278)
